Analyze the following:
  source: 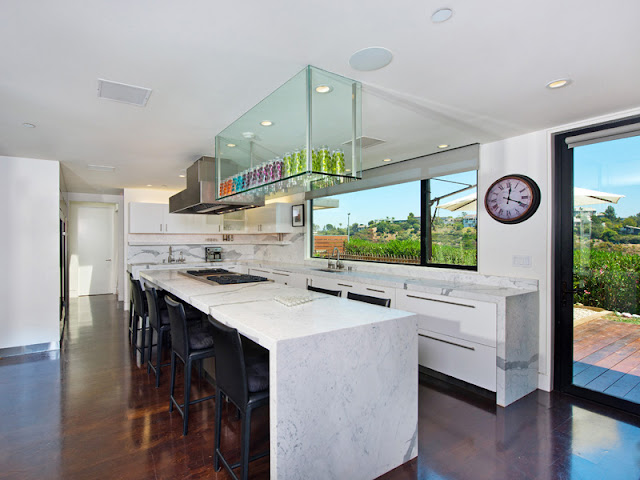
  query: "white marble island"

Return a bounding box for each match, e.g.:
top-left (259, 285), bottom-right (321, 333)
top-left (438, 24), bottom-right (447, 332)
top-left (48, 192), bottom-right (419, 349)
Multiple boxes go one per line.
top-left (140, 269), bottom-right (418, 480)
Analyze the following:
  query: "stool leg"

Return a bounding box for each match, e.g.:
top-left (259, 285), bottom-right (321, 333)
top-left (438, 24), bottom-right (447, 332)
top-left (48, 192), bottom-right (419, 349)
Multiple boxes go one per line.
top-left (140, 315), bottom-right (147, 365)
top-left (147, 325), bottom-right (154, 374)
top-left (128, 301), bottom-right (134, 343)
top-left (169, 351), bottom-right (177, 412)
top-left (241, 408), bottom-right (251, 480)
top-left (214, 387), bottom-right (222, 471)
top-left (155, 330), bottom-right (164, 388)
top-left (132, 314), bottom-right (138, 351)
top-left (183, 358), bottom-right (192, 436)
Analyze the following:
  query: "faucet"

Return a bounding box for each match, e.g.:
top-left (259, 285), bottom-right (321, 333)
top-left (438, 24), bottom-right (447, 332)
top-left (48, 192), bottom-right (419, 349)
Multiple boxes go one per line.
top-left (168, 246), bottom-right (174, 264)
top-left (330, 247), bottom-right (344, 270)
top-left (178, 250), bottom-right (185, 263)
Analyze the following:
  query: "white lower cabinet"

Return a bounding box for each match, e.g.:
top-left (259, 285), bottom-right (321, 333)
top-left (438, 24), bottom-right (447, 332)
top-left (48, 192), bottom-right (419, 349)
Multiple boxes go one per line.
top-left (418, 330), bottom-right (497, 391)
top-left (396, 289), bottom-right (498, 392)
top-left (248, 268), bottom-right (308, 288)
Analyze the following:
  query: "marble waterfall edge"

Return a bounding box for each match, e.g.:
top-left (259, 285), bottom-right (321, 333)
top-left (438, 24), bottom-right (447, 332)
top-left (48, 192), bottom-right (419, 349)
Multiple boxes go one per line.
top-left (272, 315), bottom-right (418, 480)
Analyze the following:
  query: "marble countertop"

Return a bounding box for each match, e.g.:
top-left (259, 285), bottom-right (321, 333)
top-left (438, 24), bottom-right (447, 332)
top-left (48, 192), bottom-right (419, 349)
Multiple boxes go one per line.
top-left (140, 269), bottom-right (416, 350)
top-left (236, 260), bottom-right (538, 302)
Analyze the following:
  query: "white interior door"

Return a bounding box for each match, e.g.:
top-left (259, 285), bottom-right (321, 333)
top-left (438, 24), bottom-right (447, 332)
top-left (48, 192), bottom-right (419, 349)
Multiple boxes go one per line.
top-left (75, 204), bottom-right (115, 296)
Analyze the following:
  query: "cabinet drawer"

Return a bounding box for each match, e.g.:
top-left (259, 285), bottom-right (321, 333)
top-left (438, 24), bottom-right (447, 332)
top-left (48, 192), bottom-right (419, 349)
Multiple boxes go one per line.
top-left (418, 330), bottom-right (496, 392)
top-left (397, 290), bottom-right (496, 347)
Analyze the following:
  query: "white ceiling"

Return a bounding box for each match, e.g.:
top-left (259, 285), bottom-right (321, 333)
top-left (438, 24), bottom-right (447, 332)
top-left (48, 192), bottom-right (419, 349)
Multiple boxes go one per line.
top-left (1, 0), bottom-right (639, 194)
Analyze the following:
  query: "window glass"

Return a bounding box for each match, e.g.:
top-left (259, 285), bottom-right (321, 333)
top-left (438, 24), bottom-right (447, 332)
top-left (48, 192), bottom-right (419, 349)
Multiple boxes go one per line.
top-left (311, 169), bottom-right (477, 269)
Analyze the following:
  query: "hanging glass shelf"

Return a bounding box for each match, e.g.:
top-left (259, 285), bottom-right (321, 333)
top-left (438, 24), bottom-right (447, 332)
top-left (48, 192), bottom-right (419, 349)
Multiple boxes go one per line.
top-left (215, 65), bottom-right (362, 202)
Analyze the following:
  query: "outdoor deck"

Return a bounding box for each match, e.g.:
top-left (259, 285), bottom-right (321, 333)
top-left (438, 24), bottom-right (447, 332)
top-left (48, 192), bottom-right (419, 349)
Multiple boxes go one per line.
top-left (573, 316), bottom-right (640, 402)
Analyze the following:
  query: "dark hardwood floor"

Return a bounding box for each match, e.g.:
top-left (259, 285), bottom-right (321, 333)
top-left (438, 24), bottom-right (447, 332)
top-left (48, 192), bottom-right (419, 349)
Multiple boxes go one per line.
top-left (2, 294), bottom-right (640, 479)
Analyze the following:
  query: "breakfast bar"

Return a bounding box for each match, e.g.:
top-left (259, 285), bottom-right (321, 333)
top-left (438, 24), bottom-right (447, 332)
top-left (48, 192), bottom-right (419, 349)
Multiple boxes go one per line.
top-left (140, 268), bottom-right (419, 480)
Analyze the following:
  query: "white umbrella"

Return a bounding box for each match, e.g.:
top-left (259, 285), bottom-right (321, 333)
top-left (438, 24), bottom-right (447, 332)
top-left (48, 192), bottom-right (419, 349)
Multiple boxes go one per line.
top-left (435, 187), bottom-right (624, 212)
top-left (573, 187), bottom-right (624, 206)
top-left (435, 193), bottom-right (477, 212)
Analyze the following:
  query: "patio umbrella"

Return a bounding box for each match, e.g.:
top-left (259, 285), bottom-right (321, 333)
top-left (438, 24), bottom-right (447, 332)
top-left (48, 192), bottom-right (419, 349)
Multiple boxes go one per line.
top-left (435, 187), bottom-right (624, 212)
top-left (435, 192), bottom-right (477, 212)
top-left (573, 187), bottom-right (625, 206)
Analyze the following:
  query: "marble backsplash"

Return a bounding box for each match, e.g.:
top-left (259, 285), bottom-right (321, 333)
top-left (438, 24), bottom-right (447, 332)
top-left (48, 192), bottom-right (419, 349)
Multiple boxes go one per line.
top-left (127, 232), bottom-right (305, 265)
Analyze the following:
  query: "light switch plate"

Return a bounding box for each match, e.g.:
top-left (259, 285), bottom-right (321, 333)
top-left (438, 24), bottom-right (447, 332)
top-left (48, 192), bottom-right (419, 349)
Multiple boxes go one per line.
top-left (513, 255), bottom-right (532, 267)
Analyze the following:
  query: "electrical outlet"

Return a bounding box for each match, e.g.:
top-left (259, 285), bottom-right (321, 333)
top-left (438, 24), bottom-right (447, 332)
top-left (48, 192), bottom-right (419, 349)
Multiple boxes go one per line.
top-left (512, 255), bottom-right (532, 267)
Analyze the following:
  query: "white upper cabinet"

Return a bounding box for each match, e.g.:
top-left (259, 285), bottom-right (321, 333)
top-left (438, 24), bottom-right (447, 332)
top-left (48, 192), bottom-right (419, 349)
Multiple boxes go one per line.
top-left (129, 202), bottom-right (222, 234)
top-left (245, 203), bottom-right (293, 233)
top-left (129, 203), bottom-right (167, 233)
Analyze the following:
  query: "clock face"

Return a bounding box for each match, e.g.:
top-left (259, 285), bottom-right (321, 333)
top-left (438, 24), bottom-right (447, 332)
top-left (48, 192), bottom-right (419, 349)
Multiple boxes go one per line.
top-left (484, 175), bottom-right (540, 224)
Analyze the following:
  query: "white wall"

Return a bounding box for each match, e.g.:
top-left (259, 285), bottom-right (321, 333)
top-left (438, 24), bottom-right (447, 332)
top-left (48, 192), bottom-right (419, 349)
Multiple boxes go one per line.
top-left (0, 156), bottom-right (60, 350)
top-left (67, 193), bottom-right (124, 300)
top-left (478, 131), bottom-right (552, 390)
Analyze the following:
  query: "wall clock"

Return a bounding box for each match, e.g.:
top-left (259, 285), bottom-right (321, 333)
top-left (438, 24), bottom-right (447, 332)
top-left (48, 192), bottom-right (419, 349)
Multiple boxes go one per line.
top-left (484, 174), bottom-right (541, 224)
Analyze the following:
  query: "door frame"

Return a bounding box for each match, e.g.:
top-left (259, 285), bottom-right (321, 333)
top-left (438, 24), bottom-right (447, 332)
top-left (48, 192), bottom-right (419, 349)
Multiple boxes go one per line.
top-left (553, 114), bottom-right (640, 414)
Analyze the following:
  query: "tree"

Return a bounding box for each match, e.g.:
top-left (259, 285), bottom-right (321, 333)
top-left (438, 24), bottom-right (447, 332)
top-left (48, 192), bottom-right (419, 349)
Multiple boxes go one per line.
top-left (623, 217), bottom-right (637, 227)
top-left (602, 228), bottom-right (619, 242)
top-left (603, 206), bottom-right (617, 221)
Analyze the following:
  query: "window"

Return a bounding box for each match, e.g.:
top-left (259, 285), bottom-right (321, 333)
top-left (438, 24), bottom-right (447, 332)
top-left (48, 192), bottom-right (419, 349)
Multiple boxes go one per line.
top-left (311, 170), bottom-right (477, 269)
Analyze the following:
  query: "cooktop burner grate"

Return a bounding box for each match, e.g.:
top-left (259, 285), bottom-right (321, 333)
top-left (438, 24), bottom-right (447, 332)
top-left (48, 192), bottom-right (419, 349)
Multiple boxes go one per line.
top-left (187, 269), bottom-right (229, 276)
top-left (209, 275), bottom-right (269, 285)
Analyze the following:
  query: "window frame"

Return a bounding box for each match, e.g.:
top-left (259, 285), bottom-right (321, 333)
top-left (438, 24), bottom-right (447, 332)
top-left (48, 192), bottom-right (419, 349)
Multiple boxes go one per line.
top-left (310, 176), bottom-right (478, 271)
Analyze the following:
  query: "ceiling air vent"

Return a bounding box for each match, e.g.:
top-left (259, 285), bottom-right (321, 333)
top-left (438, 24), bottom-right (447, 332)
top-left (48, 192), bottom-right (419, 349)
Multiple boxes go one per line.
top-left (97, 79), bottom-right (152, 107)
top-left (342, 136), bottom-right (385, 149)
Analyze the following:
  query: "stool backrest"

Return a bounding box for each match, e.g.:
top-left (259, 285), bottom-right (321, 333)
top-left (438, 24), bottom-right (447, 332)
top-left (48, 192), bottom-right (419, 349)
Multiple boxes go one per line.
top-left (144, 287), bottom-right (160, 330)
top-left (346, 291), bottom-right (391, 307)
top-left (208, 316), bottom-right (248, 409)
top-left (130, 277), bottom-right (147, 317)
top-left (165, 296), bottom-right (188, 360)
top-left (307, 285), bottom-right (342, 297)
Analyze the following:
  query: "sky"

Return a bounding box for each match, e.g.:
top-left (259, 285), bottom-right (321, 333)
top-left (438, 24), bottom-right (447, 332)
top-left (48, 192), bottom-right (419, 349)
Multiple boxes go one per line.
top-left (574, 135), bottom-right (640, 218)
top-left (312, 170), bottom-right (477, 228)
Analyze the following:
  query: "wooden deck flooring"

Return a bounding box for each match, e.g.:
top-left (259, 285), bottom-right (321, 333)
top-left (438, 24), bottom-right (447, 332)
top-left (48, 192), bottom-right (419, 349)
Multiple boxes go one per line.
top-left (573, 317), bottom-right (640, 402)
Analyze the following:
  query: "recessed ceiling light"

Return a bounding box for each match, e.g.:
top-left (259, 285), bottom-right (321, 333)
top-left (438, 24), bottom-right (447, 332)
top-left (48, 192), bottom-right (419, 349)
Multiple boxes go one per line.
top-left (22, 123), bottom-right (36, 128)
top-left (349, 47), bottom-right (393, 71)
top-left (179, 174), bottom-right (186, 178)
top-left (383, 158), bottom-right (392, 162)
top-left (227, 143), bottom-right (236, 147)
top-left (87, 164), bottom-right (115, 172)
top-left (432, 8), bottom-right (453, 23)
top-left (345, 169), bottom-right (352, 172)
top-left (260, 120), bottom-right (273, 127)
top-left (438, 144), bottom-right (449, 149)
top-left (146, 184), bottom-right (153, 187)
top-left (315, 85), bottom-right (333, 94)
top-left (546, 79), bottom-right (572, 89)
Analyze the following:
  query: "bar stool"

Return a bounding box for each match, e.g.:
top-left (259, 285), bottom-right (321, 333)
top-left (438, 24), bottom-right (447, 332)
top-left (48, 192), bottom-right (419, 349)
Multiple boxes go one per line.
top-left (145, 287), bottom-right (171, 388)
top-left (346, 291), bottom-right (391, 307)
top-left (128, 273), bottom-right (136, 344)
top-left (209, 315), bottom-right (269, 480)
top-left (307, 285), bottom-right (342, 297)
top-left (130, 276), bottom-right (149, 364)
top-left (165, 296), bottom-right (216, 436)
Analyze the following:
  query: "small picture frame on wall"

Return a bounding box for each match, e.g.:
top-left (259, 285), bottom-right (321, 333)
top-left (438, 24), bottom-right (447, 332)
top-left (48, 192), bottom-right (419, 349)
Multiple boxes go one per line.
top-left (292, 204), bottom-right (304, 227)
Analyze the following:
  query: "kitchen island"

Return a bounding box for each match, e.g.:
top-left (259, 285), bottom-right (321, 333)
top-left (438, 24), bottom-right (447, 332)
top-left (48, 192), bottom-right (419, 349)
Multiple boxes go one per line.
top-left (140, 268), bottom-right (418, 480)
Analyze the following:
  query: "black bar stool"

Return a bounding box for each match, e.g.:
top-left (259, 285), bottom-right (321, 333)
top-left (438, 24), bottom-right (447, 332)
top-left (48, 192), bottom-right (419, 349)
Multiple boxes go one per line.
top-left (130, 276), bottom-right (149, 364)
top-left (346, 291), bottom-right (391, 307)
top-left (145, 287), bottom-right (171, 388)
top-left (165, 296), bottom-right (216, 436)
top-left (307, 285), bottom-right (342, 297)
top-left (209, 315), bottom-right (269, 480)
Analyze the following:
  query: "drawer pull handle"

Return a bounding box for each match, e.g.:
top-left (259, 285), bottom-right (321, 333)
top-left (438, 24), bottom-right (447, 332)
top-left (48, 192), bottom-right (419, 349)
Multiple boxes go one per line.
top-left (337, 283), bottom-right (353, 288)
top-left (419, 333), bottom-right (475, 351)
top-left (272, 272), bottom-right (289, 276)
top-left (366, 287), bottom-right (385, 293)
top-left (406, 294), bottom-right (475, 309)
top-left (252, 269), bottom-right (269, 274)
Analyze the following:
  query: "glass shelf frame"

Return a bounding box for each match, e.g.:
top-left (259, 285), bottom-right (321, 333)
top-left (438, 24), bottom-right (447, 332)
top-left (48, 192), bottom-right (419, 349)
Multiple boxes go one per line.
top-left (215, 65), bottom-right (362, 201)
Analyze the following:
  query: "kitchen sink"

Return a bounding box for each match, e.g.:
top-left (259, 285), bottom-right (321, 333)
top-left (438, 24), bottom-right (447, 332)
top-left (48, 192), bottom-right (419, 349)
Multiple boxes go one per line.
top-left (312, 268), bottom-right (347, 273)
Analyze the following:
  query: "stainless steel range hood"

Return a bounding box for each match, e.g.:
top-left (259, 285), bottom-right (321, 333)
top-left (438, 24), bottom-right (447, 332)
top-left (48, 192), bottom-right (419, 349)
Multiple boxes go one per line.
top-left (169, 157), bottom-right (263, 214)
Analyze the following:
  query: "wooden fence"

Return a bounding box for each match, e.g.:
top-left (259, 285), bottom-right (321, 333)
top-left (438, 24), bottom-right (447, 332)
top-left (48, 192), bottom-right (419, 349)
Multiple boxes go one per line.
top-left (313, 235), bottom-right (348, 254)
